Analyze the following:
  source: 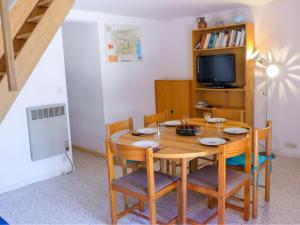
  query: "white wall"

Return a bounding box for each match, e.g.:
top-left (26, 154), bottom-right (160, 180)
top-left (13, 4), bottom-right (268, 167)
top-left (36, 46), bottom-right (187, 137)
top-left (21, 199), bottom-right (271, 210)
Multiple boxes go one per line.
top-left (0, 29), bottom-right (72, 194)
top-left (161, 0), bottom-right (300, 157)
top-left (62, 22), bottom-right (106, 153)
top-left (66, 10), bottom-right (168, 153)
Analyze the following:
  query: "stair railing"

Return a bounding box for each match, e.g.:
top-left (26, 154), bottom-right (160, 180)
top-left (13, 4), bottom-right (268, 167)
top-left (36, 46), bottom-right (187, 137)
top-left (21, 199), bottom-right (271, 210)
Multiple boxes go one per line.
top-left (0, 0), bottom-right (17, 91)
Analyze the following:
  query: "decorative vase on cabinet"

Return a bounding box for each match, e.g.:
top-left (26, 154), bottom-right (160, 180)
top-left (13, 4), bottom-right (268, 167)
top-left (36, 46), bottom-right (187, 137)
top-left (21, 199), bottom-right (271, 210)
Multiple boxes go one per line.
top-left (197, 17), bottom-right (207, 29)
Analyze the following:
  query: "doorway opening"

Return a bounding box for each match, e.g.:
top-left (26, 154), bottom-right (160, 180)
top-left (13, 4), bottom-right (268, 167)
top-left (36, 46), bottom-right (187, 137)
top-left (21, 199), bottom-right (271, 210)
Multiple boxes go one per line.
top-left (62, 21), bottom-right (105, 154)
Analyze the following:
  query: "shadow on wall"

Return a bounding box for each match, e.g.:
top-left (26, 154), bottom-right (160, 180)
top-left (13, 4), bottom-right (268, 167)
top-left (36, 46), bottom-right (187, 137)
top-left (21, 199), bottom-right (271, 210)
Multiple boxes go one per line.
top-left (254, 47), bottom-right (300, 154)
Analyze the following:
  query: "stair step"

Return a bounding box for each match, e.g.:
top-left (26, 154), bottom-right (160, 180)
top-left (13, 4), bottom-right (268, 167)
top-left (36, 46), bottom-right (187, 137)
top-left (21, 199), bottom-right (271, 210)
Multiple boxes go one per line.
top-left (27, 14), bottom-right (44, 23)
top-left (16, 32), bottom-right (32, 40)
top-left (37, 0), bottom-right (53, 7)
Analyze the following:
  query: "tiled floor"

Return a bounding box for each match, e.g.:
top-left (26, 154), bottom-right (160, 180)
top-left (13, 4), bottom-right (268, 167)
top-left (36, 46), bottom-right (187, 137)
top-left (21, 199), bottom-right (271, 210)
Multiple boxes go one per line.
top-left (0, 150), bottom-right (300, 224)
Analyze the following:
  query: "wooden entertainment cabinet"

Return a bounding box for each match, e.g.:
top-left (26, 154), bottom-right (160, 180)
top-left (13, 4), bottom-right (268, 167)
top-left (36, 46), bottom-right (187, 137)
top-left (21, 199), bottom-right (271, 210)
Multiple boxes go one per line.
top-left (192, 23), bottom-right (255, 125)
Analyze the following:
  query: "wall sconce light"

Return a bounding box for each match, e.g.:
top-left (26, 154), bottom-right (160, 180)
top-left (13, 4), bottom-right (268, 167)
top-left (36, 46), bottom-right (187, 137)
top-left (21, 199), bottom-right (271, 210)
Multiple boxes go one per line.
top-left (251, 50), bottom-right (280, 78)
top-left (266, 64), bottom-right (280, 78)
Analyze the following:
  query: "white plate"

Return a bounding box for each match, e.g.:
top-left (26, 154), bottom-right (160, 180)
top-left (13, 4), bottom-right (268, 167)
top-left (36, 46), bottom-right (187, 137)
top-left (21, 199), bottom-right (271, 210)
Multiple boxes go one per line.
top-left (164, 120), bottom-right (182, 126)
top-left (223, 127), bottom-right (249, 135)
top-left (132, 140), bottom-right (159, 149)
top-left (206, 117), bottom-right (227, 123)
top-left (198, 137), bottom-right (227, 146)
top-left (136, 127), bottom-right (157, 135)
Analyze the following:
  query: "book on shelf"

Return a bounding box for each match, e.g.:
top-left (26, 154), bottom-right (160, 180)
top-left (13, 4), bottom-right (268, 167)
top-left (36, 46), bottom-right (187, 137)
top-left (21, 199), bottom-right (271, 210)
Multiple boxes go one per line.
top-left (195, 28), bottom-right (246, 50)
top-left (240, 30), bottom-right (246, 46)
top-left (207, 33), bottom-right (216, 48)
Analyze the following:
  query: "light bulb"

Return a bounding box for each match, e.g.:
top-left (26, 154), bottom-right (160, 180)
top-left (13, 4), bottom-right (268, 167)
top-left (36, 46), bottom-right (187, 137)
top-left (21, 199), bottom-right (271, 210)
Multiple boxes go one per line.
top-left (266, 64), bottom-right (279, 78)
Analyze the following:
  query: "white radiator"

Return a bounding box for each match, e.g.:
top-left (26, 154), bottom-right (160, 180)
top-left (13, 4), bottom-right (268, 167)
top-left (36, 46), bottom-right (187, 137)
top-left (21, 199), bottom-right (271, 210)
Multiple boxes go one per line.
top-left (26, 103), bottom-right (70, 161)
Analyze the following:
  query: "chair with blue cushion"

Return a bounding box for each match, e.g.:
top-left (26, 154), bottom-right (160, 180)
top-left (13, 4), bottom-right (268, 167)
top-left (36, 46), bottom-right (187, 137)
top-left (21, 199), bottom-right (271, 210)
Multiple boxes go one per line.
top-left (227, 120), bottom-right (273, 218)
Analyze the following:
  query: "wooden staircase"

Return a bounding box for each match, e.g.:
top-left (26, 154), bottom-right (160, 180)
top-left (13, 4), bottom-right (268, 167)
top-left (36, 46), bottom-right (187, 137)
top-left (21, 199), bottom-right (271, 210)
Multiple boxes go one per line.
top-left (0, 0), bottom-right (74, 122)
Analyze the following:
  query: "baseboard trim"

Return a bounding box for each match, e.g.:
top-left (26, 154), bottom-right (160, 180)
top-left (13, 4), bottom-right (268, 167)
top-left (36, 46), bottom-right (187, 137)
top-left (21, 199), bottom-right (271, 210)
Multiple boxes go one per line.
top-left (0, 167), bottom-right (71, 195)
top-left (72, 145), bottom-right (106, 159)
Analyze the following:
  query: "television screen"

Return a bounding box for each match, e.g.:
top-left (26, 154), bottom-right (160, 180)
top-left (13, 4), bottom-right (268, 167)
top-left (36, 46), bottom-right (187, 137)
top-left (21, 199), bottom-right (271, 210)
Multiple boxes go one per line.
top-left (197, 54), bottom-right (236, 84)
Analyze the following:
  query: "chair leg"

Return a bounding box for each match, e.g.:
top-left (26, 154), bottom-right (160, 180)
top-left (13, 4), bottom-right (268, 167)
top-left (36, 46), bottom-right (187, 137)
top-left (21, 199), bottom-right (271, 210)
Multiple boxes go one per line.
top-left (177, 184), bottom-right (181, 223)
top-left (244, 180), bottom-right (251, 221)
top-left (109, 189), bottom-right (118, 225)
top-left (208, 196), bottom-right (215, 209)
top-left (123, 194), bottom-right (129, 210)
top-left (160, 159), bottom-right (165, 173)
top-left (217, 195), bottom-right (226, 225)
top-left (149, 198), bottom-right (157, 225)
top-left (252, 172), bottom-right (258, 218)
top-left (166, 160), bottom-right (170, 174)
top-left (265, 161), bottom-right (271, 202)
top-left (139, 200), bottom-right (145, 212)
top-left (172, 161), bottom-right (177, 176)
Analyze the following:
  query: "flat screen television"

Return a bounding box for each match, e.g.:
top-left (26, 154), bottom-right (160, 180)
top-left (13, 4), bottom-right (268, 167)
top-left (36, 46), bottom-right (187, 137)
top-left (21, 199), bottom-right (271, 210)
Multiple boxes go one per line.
top-left (197, 54), bottom-right (236, 87)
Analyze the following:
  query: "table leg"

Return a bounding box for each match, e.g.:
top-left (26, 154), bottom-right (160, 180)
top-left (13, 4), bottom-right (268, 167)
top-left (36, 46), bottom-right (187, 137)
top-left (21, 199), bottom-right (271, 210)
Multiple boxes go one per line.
top-left (181, 158), bottom-right (187, 225)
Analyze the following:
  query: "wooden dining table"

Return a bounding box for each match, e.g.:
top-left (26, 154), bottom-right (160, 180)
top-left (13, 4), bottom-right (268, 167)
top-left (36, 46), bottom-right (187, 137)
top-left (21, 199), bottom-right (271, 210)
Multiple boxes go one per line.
top-left (117, 118), bottom-right (251, 224)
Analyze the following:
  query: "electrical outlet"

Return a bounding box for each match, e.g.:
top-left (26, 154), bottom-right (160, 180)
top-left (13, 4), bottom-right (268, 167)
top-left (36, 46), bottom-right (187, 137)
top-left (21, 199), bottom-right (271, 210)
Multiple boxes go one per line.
top-left (284, 142), bottom-right (298, 149)
top-left (65, 140), bottom-right (70, 151)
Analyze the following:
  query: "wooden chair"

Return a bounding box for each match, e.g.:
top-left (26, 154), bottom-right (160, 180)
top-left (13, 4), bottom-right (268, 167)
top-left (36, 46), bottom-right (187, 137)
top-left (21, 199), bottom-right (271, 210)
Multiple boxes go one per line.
top-left (106, 117), bottom-right (139, 171)
top-left (212, 108), bottom-right (245, 122)
top-left (106, 118), bottom-right (139, 210)
top-left (106, 140), bottom-right (180, 225)
top-left (227, 120), bottom-right (273, 218)
top-left (187, 136), bottom-right (251, 224)
top-left (144, 111), bottom-right (173, 174)
top-left (144, 111), bottom-right (168, 127)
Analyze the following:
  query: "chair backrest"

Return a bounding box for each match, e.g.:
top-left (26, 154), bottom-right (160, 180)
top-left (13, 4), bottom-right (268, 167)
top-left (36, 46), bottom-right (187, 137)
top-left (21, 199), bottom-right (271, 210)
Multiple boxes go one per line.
top-left (106, 139), bottom-right (156, 197)
top-left (106, 117), bottom-right (133, 140)
top-left (220, 135), bottom-right (251, 159)
top-left (108, 141), bottom-right (147, 162)
top-left (218, 135), bottom-right (251, 194)
top-left (144, 111), bottom-right (168, 127)
top-left (253, 120), bottom-right (272, 166)
top-left (212, 108), bottom-right (245, 122)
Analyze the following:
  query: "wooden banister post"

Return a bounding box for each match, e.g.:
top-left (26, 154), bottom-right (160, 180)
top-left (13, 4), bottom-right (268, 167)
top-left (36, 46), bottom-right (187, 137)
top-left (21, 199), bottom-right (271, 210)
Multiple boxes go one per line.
top-left (0, 0), bottom-right (17, 91)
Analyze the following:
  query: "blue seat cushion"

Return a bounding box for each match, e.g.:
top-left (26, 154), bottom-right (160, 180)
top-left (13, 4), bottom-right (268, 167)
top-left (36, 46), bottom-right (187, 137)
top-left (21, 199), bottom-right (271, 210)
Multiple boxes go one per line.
top-left (0, 217), bottom-right (9, 225)
top-left (226, 154), bottom-right (268, 167)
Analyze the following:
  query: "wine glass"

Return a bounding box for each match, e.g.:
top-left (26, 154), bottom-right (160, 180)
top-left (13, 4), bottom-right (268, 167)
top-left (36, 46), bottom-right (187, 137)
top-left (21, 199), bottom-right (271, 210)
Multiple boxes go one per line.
top-left (216, 119), bottom-right (224, 133)
top-left (154, 123), bottom-right (165, 144)
top-left (154, 127), bottom-right (161, 144)
top-left (194, 126), bottom-right (202, 136)
top-left (182, 114), bottom-right (190, 126)
top-left (204, 112), bottom-right (211, 125)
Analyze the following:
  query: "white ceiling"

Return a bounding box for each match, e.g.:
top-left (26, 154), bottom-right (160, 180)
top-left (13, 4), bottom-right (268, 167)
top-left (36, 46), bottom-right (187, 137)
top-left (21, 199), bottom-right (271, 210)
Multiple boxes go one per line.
top-left (73, 0), bottom-right (273, 20)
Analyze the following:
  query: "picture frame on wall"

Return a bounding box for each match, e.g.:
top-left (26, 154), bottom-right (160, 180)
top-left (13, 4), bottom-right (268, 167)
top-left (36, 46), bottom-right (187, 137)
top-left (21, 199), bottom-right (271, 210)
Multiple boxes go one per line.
top-left (105, 24), bottom-right (142, 63)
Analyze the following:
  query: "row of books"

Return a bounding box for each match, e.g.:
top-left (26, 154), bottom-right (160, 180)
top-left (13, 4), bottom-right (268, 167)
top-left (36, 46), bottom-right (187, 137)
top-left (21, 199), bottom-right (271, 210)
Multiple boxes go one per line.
top-left (195, 29), bottom-right (246, 50)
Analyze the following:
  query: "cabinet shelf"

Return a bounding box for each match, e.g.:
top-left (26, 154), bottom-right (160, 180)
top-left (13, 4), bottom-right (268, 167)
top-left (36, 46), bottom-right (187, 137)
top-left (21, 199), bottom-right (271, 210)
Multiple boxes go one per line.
top-left (194, 46), bottom-right (246, 52)
top-left (195, 106), bottom-right (245, 111)
top-left (193, 23), bottom-right (247, 33)
top-left (195, 88), bottom-right (246, 92)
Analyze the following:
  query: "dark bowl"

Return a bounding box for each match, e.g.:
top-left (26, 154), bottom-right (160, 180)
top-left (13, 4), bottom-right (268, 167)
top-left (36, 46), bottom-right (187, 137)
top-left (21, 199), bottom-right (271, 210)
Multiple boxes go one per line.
top-left (176, 124), bottom-right (200, 136)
